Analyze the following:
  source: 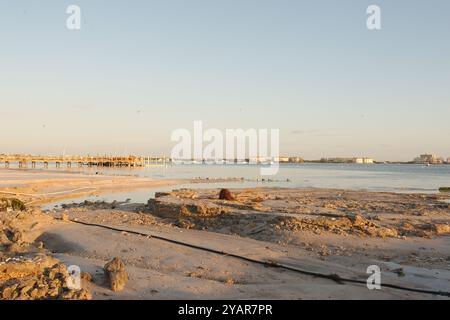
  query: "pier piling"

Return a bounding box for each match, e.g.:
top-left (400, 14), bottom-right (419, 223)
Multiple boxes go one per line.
top-left (0, 155), bottom-right (148, 169)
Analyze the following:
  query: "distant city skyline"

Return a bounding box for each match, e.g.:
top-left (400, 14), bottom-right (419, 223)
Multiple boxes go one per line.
top-left (2, 151), bottom-right (450, 165)
top-left (1, 1), bottom-right (449, 161)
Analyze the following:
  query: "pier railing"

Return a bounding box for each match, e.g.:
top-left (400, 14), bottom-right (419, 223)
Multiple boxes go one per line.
top-left (0, 155), bottom-right (154, 169)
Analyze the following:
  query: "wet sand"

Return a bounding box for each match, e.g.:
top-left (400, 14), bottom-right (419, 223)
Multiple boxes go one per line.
top-left (1, 169), bottom-right (450, 300)
top-left (0, 168), bottom-right (240, 207)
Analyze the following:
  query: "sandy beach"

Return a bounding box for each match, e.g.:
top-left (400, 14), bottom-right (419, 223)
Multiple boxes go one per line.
top-left (3, 1), bottom-right (450, 310)
top-left (1, 168), bottom-right (450, 300)
top-left (0, 169), bottom-right (242, 206)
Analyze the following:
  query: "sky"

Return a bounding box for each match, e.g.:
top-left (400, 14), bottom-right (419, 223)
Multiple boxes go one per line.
top-left (0, 0), bottom-right (449, 161)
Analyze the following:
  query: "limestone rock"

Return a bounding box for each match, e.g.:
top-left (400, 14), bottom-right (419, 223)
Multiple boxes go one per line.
top-left (81, 271), bottom-right (92, 282)
top-left (219, 189), bottom-right (234, 201)
top-left (0, 259), bottom-right (92, 300)
top-left (0, 198), bottom-right (27, 212)
top-left (104, 257), bottom-right (128, 292)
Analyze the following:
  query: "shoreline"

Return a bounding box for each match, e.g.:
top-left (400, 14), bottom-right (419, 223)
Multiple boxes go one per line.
top-left (0, 168), bottom-right (245, 207)
top-left (1, 169), bottom-right (450, 300)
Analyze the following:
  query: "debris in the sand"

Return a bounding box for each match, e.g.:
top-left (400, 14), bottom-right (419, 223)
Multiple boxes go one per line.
top-left (4, 228), bottom-right (23, 243)
top-left (327, 273), bottom-right (344, 284)
top-left (144, 188), bottom-right (450, 242)
top-left (0, 256), bottom-right (91, 300)
top-left (81, 271), bottom-right (93, 282)
top-left (180, 204), bottom-right (229, 217)
top-left (0, 198), bottom-right (27, 212)
top-left (219, 189), bottom-right (234, 201)
top-left (0, 208), bottom-right (92, 300)
top-left (155, 192), bottom-right (170, 198)
top-left (275, 214), bottom-right (399, 238)
top-left (224, 277), bottom-right (235, 285)
top-left (104, 257), bottom-right (128, 292)
top-left (392, 268), bottom-right (405, 277)
top-left (433, 223), bottom-right (450, 234)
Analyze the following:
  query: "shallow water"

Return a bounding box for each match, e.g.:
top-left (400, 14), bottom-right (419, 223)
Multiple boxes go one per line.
top-left (112, 163), bottom-right (450, 191)
top-left (37, 163), bottom-right (450, 191)
top-left (41, 163), bottom-right (450, 209)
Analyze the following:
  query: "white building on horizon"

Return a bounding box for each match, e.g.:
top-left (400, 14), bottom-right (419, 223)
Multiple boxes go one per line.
top-left (413, 154), bottom-right (444, 164)
top-left (354, 157), bottom-right (374, 164)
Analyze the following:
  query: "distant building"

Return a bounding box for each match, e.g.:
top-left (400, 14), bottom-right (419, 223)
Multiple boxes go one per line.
top-left (354, 158), bottom-right (374, 164)
top-left (320, 157), bottom-right (352, 163)
top-left (274, 156), bottom-right (290, 163)
top-left (249, 156), bottom-right (270, 164)
top-left (288, 157), bottom-right (304, 163)
top-left (413, 154), bottom-right (444, 164)
top-left (320, 157), bottom-right (374, 164)
top-left (272, 156), bottom-right (305, 163)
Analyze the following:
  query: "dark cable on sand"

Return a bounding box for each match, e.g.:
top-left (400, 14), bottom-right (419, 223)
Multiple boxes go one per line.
top-left (69, 219), bottom-right (450, 298)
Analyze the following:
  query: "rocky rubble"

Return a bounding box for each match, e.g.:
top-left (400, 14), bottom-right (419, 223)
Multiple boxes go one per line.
top-left (0, 200), bottom-right (92, 300)
top-left (0, 255), bottom-right (91, 300)
top-left (274, 214), bottom-right (399, 238)
top-left (145, 188), bottom-right (450, 242)
top-left (0, 198), bottom-right (26, 212)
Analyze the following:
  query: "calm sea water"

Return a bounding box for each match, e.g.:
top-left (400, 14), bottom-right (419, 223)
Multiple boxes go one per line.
top-left (42, 163), bottom-right (450, 209)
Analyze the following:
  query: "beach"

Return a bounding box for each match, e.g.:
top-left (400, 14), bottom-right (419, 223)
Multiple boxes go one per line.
top-left (1, 168), bottom-right (450, 300)
top-left (0, 168), bottom-right (242, 207)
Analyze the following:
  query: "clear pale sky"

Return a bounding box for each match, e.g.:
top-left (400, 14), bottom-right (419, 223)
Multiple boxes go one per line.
top-left (1, 0), bottom-right (449, 161)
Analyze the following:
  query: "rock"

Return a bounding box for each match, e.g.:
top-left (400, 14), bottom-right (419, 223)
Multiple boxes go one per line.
top-left (224, 277), bottom-right (235, 285)
top-left (219, 189), bottom-right (234, 201)
top-left (434, 224), bottom-right (450, 235)
top-left (1, 286), bottom-right (12, 299)
top-left (392, 268), bottom-right (405, 277)
top-left (104, 257), bottom-right (128, 292)
top-left (60, 213), bottom-right (69, 221)
top-left (81, 272), bottom-right (92, 282)
top-left (0, 259), bottom-right (91, 300)
top-left (5, 228), bottom-right (22, 243)
top-left (60, 288), bottom-right (92, 300)
top-left (0, 198), bottom-right (26, 212)
top-left (154, 192), bottom-right (170, 198)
